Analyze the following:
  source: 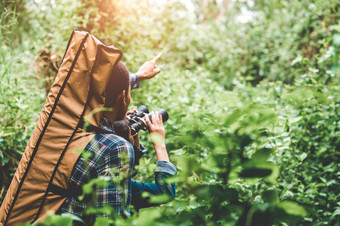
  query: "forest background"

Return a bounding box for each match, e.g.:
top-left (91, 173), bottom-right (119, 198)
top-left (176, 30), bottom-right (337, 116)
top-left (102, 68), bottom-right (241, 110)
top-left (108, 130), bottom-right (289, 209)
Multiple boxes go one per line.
top-left (0, 0), bottom-right (339, 225)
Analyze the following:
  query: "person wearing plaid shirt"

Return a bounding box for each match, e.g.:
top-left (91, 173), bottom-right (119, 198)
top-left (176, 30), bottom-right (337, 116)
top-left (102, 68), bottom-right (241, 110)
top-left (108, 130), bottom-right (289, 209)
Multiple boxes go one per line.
top-left (58, 54), bottom-right (177, 223)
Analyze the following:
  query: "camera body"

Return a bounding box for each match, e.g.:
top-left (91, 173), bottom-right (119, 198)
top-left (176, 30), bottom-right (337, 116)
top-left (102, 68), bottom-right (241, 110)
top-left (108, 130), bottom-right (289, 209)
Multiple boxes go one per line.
top-left (126, 105), bottom-right (169, 135)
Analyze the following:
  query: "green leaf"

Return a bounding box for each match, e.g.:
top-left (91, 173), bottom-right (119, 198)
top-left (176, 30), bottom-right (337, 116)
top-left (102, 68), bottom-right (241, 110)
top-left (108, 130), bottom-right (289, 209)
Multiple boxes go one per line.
top-left (42, 214), bottom-right (73, 226)
top-left (147, 193), bottom-right (171, 204)
top-left (277, 201), bottom-right (307, 217)
top-left (137, 207), bottom-right (161, 225)
top-left (291, 116), bottom-right (302, 123)
top-left (82, 183), bottom-right (93, 195)
top-left (60, 213), bottom-right (85, 224)
top-left (252, 148), bottom-right (273, 161)
top-left (262, 189), bottom-right (279, 203)
top-left (333, 33), bottom-right (340, 46)
top-left (299, 153), bottom-right (308, 162)
top-left (94, 216), bottom-right (111, 226)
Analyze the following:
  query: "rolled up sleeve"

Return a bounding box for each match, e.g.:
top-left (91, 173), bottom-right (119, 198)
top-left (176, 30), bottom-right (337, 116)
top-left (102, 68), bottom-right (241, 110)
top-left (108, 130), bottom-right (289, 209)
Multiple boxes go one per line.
top-left (130, 73), bottom-right (140, 89)
top-left (155, 161), bottom-right (177, 175)
top-left (131, 161), bottom-right (177, 211)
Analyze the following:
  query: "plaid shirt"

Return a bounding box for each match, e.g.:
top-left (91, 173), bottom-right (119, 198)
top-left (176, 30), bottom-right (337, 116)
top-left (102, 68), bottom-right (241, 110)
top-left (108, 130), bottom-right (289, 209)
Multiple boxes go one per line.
top-left (58, 132), bottom-right (132, 216)
top-left (58, 123), bottom-right (177, 221)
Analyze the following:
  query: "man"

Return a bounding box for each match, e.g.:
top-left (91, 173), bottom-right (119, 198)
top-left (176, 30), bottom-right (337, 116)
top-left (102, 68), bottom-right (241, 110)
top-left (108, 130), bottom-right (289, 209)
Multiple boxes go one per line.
top-left (57, 54), bottom-right (177, 222)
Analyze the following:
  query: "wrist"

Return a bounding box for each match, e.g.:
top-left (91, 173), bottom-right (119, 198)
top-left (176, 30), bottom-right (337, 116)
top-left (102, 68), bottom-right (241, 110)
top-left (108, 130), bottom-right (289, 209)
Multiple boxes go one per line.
top-left (154, 143), bottom-right (166, 151)
top-left (154, 143), bottom-right (169, 162)
top-left (136, 71), bottom-right (145, 81)
top-left (150, 132), bottom-right (165, 145)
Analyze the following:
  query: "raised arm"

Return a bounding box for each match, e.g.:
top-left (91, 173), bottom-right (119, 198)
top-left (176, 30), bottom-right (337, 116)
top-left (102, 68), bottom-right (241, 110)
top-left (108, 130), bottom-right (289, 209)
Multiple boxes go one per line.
top-left (129, 53), bottom-right (162, 89)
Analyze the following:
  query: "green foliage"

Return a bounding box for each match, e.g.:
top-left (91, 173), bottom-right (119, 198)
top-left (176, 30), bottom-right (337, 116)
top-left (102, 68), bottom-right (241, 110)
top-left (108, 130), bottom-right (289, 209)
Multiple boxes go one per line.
top-left (1, 0), bottom-right (339, 225)
top-left (0, 9), bottom-right (45, 194)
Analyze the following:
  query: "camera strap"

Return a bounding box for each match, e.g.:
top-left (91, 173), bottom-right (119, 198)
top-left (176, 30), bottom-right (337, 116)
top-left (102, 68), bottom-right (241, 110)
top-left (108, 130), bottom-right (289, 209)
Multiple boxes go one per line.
top-left (78, 118), bottom-right (114, 134)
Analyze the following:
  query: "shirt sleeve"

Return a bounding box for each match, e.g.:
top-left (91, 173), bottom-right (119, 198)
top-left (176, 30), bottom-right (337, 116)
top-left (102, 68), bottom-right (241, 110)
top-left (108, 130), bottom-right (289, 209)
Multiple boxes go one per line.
top-left (131, 161), bottom-right (177, 211)
top-left (130, 73), bottom-right (140, 89)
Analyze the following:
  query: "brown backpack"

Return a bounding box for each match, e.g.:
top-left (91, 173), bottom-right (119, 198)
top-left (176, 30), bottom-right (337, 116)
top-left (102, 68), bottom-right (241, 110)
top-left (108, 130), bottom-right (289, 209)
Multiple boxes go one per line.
top-left (0, 30), bottom-right (122, 225)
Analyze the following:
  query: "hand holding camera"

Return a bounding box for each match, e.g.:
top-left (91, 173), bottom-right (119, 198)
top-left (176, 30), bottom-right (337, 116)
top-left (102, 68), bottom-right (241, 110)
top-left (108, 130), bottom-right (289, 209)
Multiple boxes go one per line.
top-left (114, 105), bottom-right (170, 162)
top-left (145, 111), bottom-right (165, 142)
top-left (145, 111), bottom-right (169, 162)
top-left (125, 105), bottom-right (168, 136)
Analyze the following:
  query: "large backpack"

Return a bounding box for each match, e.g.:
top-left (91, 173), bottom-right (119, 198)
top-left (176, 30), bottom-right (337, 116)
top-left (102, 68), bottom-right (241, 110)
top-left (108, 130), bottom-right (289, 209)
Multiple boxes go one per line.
top-left (0, 30), bottom-right (122, 225)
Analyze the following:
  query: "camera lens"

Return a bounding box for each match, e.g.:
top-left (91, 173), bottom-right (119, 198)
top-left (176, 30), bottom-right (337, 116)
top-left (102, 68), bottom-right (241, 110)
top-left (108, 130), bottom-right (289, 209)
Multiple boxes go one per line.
top-left (148, 109), bottom-right (169, 123)
top-left (158, 109), bottom-right (169, 122)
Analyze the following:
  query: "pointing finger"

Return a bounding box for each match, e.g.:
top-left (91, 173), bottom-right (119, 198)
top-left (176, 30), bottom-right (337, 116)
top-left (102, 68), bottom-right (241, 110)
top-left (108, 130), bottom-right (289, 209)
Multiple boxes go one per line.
top-left (151, 52), bottom-right (162, 63)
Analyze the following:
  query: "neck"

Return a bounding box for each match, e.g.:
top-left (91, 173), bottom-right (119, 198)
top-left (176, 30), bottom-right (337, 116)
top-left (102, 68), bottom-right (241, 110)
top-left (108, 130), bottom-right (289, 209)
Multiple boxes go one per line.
top-left (102, 103), bottom-right (125, 124)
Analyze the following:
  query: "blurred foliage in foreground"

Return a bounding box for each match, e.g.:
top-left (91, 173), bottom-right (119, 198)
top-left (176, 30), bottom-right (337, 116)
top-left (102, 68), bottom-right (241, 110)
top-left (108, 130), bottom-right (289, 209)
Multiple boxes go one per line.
top-left (1, 0), bottom-right (339, 225)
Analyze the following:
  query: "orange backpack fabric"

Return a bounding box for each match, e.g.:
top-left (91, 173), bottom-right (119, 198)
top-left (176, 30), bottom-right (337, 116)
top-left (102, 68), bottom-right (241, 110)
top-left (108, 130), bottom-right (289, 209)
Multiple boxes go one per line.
top-left (0, 30), bottom-right (122, 225)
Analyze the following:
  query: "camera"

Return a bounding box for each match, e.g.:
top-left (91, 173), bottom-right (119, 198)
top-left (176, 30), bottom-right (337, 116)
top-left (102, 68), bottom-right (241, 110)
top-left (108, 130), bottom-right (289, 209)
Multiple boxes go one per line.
top-left (112, 105), bottom-right (169, 167)
top-left (126, 105), bottom-right (169, 135)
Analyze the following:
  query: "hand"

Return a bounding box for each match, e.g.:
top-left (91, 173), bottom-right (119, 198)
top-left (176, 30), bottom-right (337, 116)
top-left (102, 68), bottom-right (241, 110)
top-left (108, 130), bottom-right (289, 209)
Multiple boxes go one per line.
top-left (145, 111), bottom-right (166, 142)
top-left (126, 109), bottom-right (136, 116)
top-left (145, 111), bottom-right (169, 162)
top-left (137, 53), bottom-right (162, 81)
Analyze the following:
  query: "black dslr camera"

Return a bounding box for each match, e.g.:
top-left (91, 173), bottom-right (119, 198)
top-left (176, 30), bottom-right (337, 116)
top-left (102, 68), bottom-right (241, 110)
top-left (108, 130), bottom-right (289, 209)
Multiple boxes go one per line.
top-left (126, 105), bottom-right (169, 135)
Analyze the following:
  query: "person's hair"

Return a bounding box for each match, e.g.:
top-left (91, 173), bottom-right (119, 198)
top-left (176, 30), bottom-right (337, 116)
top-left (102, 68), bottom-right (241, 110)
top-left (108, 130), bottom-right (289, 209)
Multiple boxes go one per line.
top-left (104, 61), bottom-right (130, 108)
top-left (113, 118), bottom-right (131, 141)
